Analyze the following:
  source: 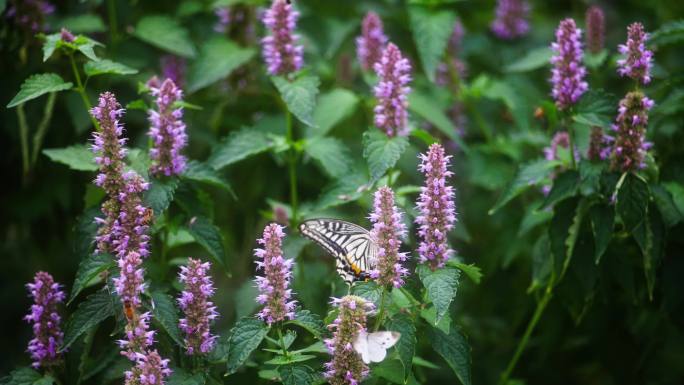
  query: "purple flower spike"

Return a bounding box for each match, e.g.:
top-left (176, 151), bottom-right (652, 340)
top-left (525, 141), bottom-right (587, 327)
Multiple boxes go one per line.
top-left (148, 78), bottom-right (188, 177)
top-left (261, 0), bottom-right (304, 76)
top-left (491, 0), bottom-right (530, 39)
top-left (111, 171), bottom-right (152, 260)
top-left (254, 223), bottom-right (296, 325)
top-left (585, 5), bottom-right (605, 54)
top-left (117, 312), bottom-right (155, 361)
top-left (160, 56), bottom-right (186, 88)
top-left (125, 350), bottom-right (171, 385)
top-left (610, 91), bottom-right (654, 172)
top-left (416, 144), bottom-right (457, 270)
top-left (6, 0), bottom-right (55, 33)
top-left (24, 271), bottom-right (65, 369)
top-left (356, 12), bottom-right (388, 71)
top-left (214, 6), bottom-right (232, 33)
top-left (113, 250), bottom-right (146, 311)
top-left (617, 23), bottom-right (653, 85)
top-left (324, 296), bottom-right (375, 385)
top-left (369, 187), bottom-right (408, 288)
top-left (178, 258), bottom-right (219, 355)
top-left (587, 126), bottom-right (612, 162)
top-left (550, 18), bottom-right (588, 110)
top-left (374, 43), bottom-right (412, 137)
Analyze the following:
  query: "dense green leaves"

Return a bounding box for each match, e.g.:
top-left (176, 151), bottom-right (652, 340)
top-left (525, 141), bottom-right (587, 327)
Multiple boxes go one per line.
top-left (166, 369), bottom-right (205, 385)
top-left (183, 161), bottom-right (233, 192)
top-left (277, 365), bottom-right (317, 385)
top-left (649, 19), bottom-right (684, 48)
top-left (225, 317), bottom-right (269, 375)
top-left (590, 203), bottom-right (614, 264)
top-left (489, 159), bottom-right (558, 214)
top-left (68, 253), bottom-right (115, 304)
top-left (505, 47), bottom-right (553, 72)
top-left (151, 291), bottom-right (184, 347)
top-left (363, 129), bottom-right (409, 183)
top-left (417, 264), bottom-right (460, 323)
top-left (144, 177), bottom-right (179, 216)
top-left (272, 75), bottom-right (320, 127)
top-left (62, 290), bottom-right (115, 351)
top-left (429, 326), bottom-right (472, 385)
top-left (1, 368), bottom-right (54, 385)
top-left (304, 137), bottom-right (351, 178)
top-left (42, 145), bottom-right (97, 171)
top-left (408, 6), bottom-right (456, 82)
top-left (84, 59), bottom-right (138, 77)
top-left (386, 314), bottom-right (416, 380)
top-left (209, 127), bottom-right (277, 170)
top-left (134, 16), bottom-right (196, 58)
top-left (7, 74), bottom-right (72, 108)
top-left (286, 309), bottom-right (326, 339)
top-left (187, 38), bottom-right (256, 92)
top-left (351, 281), bottom-right (385, 308)
top-left (616, 173), bottom-right (650, 232)
top-left (409, 92), bottom-right (467, 149)
top-left (310, 88), bottom-right (359, 137)
top-left (187, 216), bottom-right (226, 266)
top-left (542, 170), bottom-right (579, 208)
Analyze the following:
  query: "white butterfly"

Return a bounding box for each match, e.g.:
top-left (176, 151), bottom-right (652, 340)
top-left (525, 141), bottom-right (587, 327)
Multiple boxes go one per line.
top-left (353, 330), bottom-right (401, 364)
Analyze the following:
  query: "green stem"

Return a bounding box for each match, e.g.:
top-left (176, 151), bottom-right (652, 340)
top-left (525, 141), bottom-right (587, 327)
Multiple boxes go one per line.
top-left (107, 0), bottom-right (118, 45)
top-left (69, 53), bottom-right (98, 130)
top-left (373, 287), bottom-right (387, 331)
top-left (566, 116), bottom-right (577, 169)
top-left (498, 285), bottom-right (553, 385)
top-left (277, 324), bottom-right (289, 358)
top-left (285, 110), bottom-right (299, 227)
top-left (17, 104), bottom-right (30, 177)
top-left (31, 92), bottom-right (57, 165)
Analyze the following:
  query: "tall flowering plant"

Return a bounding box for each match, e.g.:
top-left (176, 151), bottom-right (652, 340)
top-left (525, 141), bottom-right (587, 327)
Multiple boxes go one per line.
top-left (24, 272), bottom-right (65, 369)
top-left (369, 186), bottom-right (408, 288)
top-left (550, 18), bottom-right (588, 110)
top-left (491, 0), bottom-right (530, 39)
top-left (254, 223), bottom-right (296, 324)
top-left (374, 43), bottom-right (412, 137)
top-left (261, 0), bottom-right (304, 76)
top-left (356, 12), bottom-right (388, 71)
top-left (617, 22), bottom-right (653, 85)
top-left (148, 77), bottom-right (188, 177)
top-left (178, 258), bottom-right (219, 355)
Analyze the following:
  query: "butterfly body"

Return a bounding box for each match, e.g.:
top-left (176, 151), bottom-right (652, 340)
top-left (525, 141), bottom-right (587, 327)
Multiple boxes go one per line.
top-left (299, 218), bottom-right (378, 284)
top-left (353, 330), bottom-right (401, 364)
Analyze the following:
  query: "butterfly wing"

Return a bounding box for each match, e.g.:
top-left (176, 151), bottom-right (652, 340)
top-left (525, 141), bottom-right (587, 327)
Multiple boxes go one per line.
top-left (365, 331), bottom-right (401, 363)
top-left (353, 330), bottom-right (372, 364)
top-left (299, 219), bottom-right (377, 283)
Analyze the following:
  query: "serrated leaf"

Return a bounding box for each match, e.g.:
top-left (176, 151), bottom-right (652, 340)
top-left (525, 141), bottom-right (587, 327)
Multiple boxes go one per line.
top-left (84, 59), bottom-right (138, 77)
top-left (309, 88), bottom-right (359, 137)
top-left (408, 6), bottom-right (456, 82)
top-left (542, 170), bottom-right (579, 208)
top-left (225, 317), bottom-right (269, 375)
top-left (150, 291), bottom-right (184, 347)
top-left (42, 144), bottom-right (97, 171)
top-left (351, 281), bottom-right (385, 308)
top-left (144, 177), bottom-right (179, 216)
top-left (447, 261), bottom-right (483, 284)
top-left (187, 37), bottom-right (255, 92)
top-left (417, 265), bottom-right (460, 323)
top-left (362, 129), bottom-right (409, 183)
top-left (590, 203), bottom-right (614, 264)
top-left (278, 365), bottom-right (317, 385)
top-left (616, 173), bottom-right (650, 232)
top-left (59, 14), bottom-right (106, 33)
top-left (409, 92), bottom-right (467, 150)
top-left (429, 326), bottom-right (471, 385)
top-left (272, 75), bottom-right (320, 127)
top-left (7, 73), bottom-right (73, 108)
top-left (182, 161), bottom-right (233, 193)
top-left (134, 15), bottom-right (196, 58)
top-left (62, 290), bottom-right (115, 351)
top-left (489, 159), bottom-right (558, 214)
top-left (386, 314), bottom-right (416, 380)
top-left (286, 309), bottom-right (325, 339)
top-left (548, 197), bottom-right (589, 279)
top-left (304, 137), bottom-right (351, 178)
top-left (69, 253), bottom-right (115, 304)
top-left (505, 46), bottom-right (553, 72)
top-left (209, 127), bottom-right (276, 170)
top-left (187, 216), bottom-right (226, 266)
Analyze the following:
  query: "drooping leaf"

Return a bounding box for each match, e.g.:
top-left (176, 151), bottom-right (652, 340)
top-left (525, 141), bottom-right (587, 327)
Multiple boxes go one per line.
top-left (134, 15), bottom-right (196, 58)
top-left (386, 313), bottom-right (416, 380)
top-left (62, 290), bottom-right (115, 351)
top-left (84, 59), bottom-right (138, 77)
top-left (616, 173), bottom-right (650, 232)
top-left (42, 145), bottom-right (97, 171)
top-left (277, 365), bottom-right (317, 385)
top-left (417, 264), bottom-right (460, 323)
top-left (408, 6), bottom-right (456, 82)
top-left (272, 75), bottom-right (320, 127)
top-left (409, 92), bottom-right (467, 150)
top-left (187, 216), bottom-right (226, 267)
top-left (309, 88), bottom-right (359, 137)
top-left (590, 203), bottom-right (614, 264)
top-left (209, 127), bottom-right (277, 170)
top-left (183, 161), bottom-right (233, 193)
top-left (7, 73), bottom-right (73, 108)
top-left (68, 253), bottom-right (115, 304)
top-left (304, 137), bottom-right (351, 178)
top-left (144, 177), bottom-right (179, 216)
top-left (542, 170), bottom-right (580, 208)
top-left (429, 325), bottom-right (472, 385)
top-left (286, 309), bottom-right (325, 339)
top-left (151, 291), bottom-right (184, 347)
top-left (505, 46), bottom-right (553, 72)
top-left (362, 129), bottom-right (409, 184)
top-left (489, 159), bottom-right (559, 214)
top-left (187, 37), bottom-right (255, 92)
top-left (225, 317), bottom-right (269, 375)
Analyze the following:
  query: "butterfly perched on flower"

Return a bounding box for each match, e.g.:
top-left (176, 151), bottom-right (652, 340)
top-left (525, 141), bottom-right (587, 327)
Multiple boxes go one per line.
top-left (299, 218), bottom-right (378, 284)
top-left (354, 330), bottom-right (401, 364)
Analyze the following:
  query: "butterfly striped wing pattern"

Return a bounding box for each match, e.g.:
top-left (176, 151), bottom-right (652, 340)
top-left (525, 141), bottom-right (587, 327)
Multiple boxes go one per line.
top-left (298, 219), bottom-right (378, 284)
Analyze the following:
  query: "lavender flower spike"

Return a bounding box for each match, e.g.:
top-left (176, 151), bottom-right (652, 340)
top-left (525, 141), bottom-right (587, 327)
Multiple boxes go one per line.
top-left (374, 43), bottom-right (412, 137)
top-left (160, 55), bottom-right (186, 88)
top-left (617, 23), bottom-right (653, 85)
top-left (148, 78), bottom-right (188, 176)
top-left (416, 144), bottom-right (457, 270)
top-left (125, 350), bottom-right (171, 385)
top-left (585, 5), bottom-right (605, 54)
top-left (117, 312), bottom-right (155, 361)
top-left (25, 271), bottom-right (65, 369)
top-left (550, 18), bottom-right (588, 110)
top-left (261, 0), bottom-right (304, 76)
top-left (587, 126), bottom-right (612, 162)
top-left (369, 187), bottom-right (409, 288)
top-left (178, 258), bottom-right (219, 355)
top-left (610, 91), bottom-right (654, 172)
top-left (324, 296), bottom-right (375, 385)
top-left (356, 12), bottom-right (388, 71)
top-left (254, 223), bottom-right (296, 324)
top-left (491, 0), bottom-right (530, 39)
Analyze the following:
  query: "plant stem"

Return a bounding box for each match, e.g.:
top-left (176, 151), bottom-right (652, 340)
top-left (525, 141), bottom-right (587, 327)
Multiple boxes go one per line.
top-left (564, 115), bottom-right (577, 169)
top-left (277, 324), bottom-right (289, 358)
top-left (31, 92), bottom-right (57, 165)
top-left (107, 0), bottom-right (118, 45)
top-left (17, 104), bottom-right (30, 177)
top-left (373, 287), bottom-right (387, 331)
top-left (285, 110), bottom-right (299, 227)
top-left (69, 53), bottom-right (98, 129)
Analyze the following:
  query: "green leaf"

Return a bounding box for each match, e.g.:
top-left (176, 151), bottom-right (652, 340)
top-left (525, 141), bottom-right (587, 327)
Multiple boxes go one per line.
top-left (584, 50), bottom-right (608, 69)
top-left (590, 203), bottom-right (614, 264)
top-left (304, 137), bottom-right (351, 178)
top-left (314, 170), bottom-right (366, 211)
top-left (417, 264), bottom-right (460, 323)
top-left (68, 253), bottom-right (115, 304)
top-left (651, 184), bottom-right (683, 227)
top-left (447, 261), bottom-right (483, 284)
top-left (272, 75), bottom-right (320, 127)
top-left (505, 47), bottom-right (553, 72)
top-left (7, 73), bottom-right (73, 108)
top-left (549, 197), bottom-right (589, 279)
top-left (351, 281), bottom-right (385, 308)
top-left (42, 33), bottom-right (62, 61)
top-left (420, 305), bottom-right (452, 334)
top-left (372, 359), bottom-right (407, 384)
top-left (187, 216), bottom-right (226, 266)
top-left (264, 354), bottom-right (316, 365)
top-left (144, 177), bottom-right (179, 216)
top-left (429, 326), bottom-right (472, 385)
top-left (187, 37), bottom-right (255, 92)
top-left (62, 290), bottom-right (115, 351)
top-left (286, 309), bottom-right (325, 339)
top-left (209, 127), bottom-right (276, 170)
top-left (542, 170), bottom-right (579, 208)
top-left (489, 159), bottom-right (558, 214)
top-left (42, 145), bottom-right (97, 171)
top-left (409, 92), bottom-right (467, 150)
top-left (386, 314), bottom-right (416, 380)
top-left (166, 368), bottom-right (205, 385)
top-left (2, 368), bottom-right (54, 385)
top-left (362, 129), bottom-right (409, 183)
top-left (84, 59), bottom-right (138, 77)
top-left (182, 161), bottom-right (233, 193)
top-left (59, 14), bottom-right (106, 33)
top-left (134, 15), bottom-right (196, 58)
top-left (616, 173), bottom-right (650, 232)
top-left (150, 291), bottom-right (184, 347)
top-left (408, 6), bottom-right (456, 82)
top-left (310, 88), bottom-right (359, 137)
top-left (72, 36), bottom-right (104, 62)
top-left (649, 20), bottom-right (684, 48)
top-left (278, 365), bottom-right (317, 385)
top-left (225, 317), bottom-right (269, 375)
